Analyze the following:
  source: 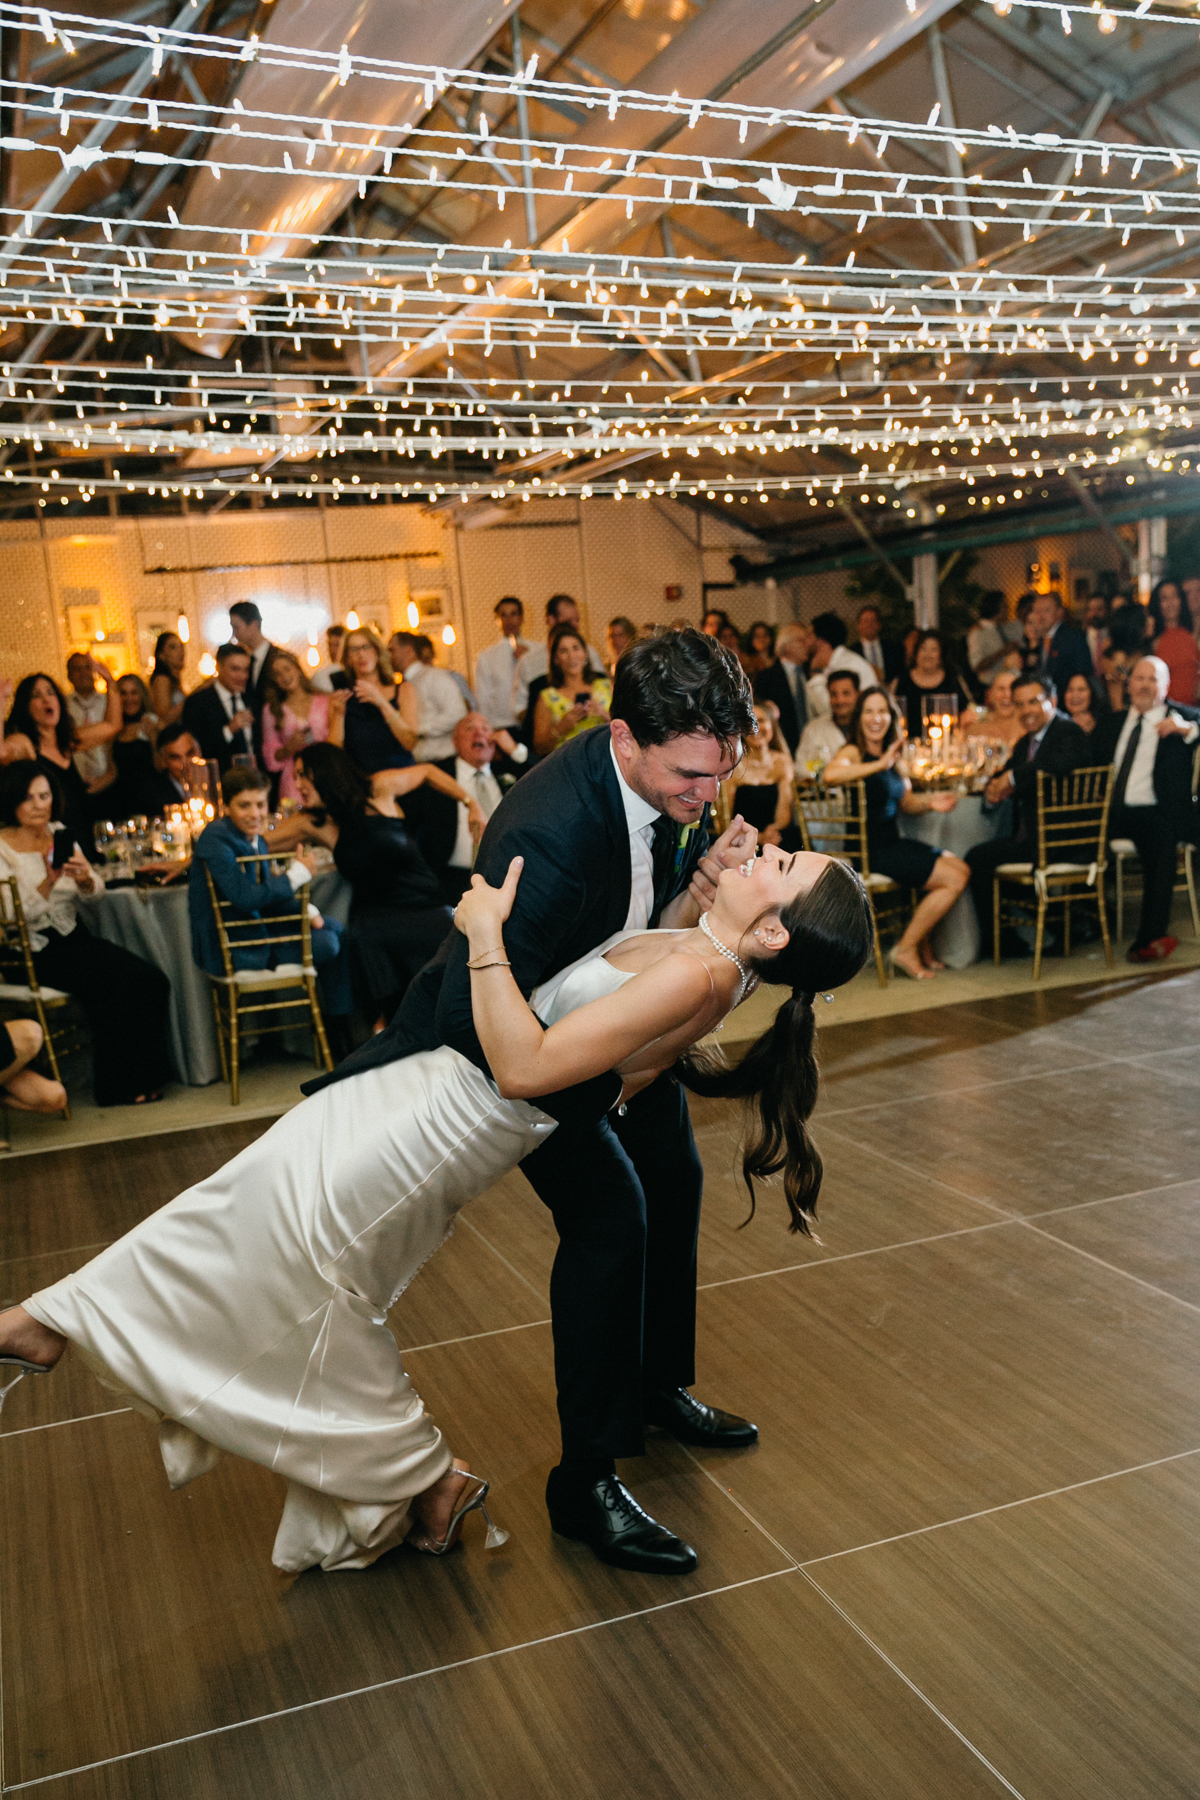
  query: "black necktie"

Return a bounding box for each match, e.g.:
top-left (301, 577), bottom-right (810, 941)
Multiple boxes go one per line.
top-left (1112, 715), bottom-right (1145, 809)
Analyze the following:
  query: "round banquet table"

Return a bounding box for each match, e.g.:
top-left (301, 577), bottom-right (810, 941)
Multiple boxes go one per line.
top-left (83, 870), bottom-right (351, 1086)
top-left (898, 793), bottom-right (1008, 967)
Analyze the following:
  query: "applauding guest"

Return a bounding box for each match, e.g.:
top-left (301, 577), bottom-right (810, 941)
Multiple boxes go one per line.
top-left (326, 627), bottom-right (417, 775)
top-left (261, 650), bottom-right (330, 804)
top-left (181, 643), bottom-right (256, 773)
top-left (0, 762), bottom-right (171, 1105)
top-left (532, 625), bottom-right (613, 758)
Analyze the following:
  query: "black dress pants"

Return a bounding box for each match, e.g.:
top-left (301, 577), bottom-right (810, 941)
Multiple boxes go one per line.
top-left (966, 834), bottom-right (1028, 955)
top-left (32, 920), bottom-right (172, 1105)
top-left (1111, 803), bottom-right (1177, 948)
top-left (519, 1072), bottom-right (703, 1462)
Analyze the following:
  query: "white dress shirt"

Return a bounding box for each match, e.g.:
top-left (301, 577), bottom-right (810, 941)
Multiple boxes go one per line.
top-left (448, 755), bottom-right (504, 869)
top-left (404, 661), bottom-right (468, 761)
top-left (610, 740), bottom-right (659, 931)
top-left (213, 679), bottom-right (253, 749)
top-left (247, 641), bottom-right (272, 698)
top-left (473, 637), bottom-right (530, 729)
top-left (795, 718), bottom-right (846, 774)
top-left (67, 689), bottom-right (113, 785)
top-left (806, 646), bottom-right (877, 719)
top-left (858, 636), bottom-right (886, 677)
top-left (1112, 705), bottom-right (1200, 807)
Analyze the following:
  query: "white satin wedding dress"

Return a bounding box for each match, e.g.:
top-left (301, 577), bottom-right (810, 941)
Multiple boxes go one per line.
top-left (25, 932), bottom-right (658, 1574)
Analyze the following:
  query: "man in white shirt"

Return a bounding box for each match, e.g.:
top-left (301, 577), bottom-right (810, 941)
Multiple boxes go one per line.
top-left (514, 594), bottom-right (605, 721)
top-left (1098, 655), bottom-right (1199, 962)
top-left (795, 670), bottom-right (861, 774)
top-left (65, 652), bottom-right (115, 789)
top-left (473, 596), bottom-right (532, 730)
top-left (440, 713), bottom-right (509, 901)
top-left (805, 613), bottom-right (877, 719)
top-left (310, 624), bottom-right (347, 693)
top-left (180, 643), bottom-right (257, 772)
top-left (389, 631), bottom-right (467, 760)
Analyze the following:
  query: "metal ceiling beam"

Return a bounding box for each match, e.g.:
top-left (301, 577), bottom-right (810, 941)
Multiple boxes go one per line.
top-left (926, 22), bottom-right (976, 266)
top-left (1031, 89), bottom-right (1115, 227)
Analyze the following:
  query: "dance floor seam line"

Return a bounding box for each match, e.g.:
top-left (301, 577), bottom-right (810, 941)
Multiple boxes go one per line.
top-left (816, 1050), bottom-right (1125, 1120)
top-left (400, 1318), bottom-right (551, 1355)
top-left (0, 1407), bottom-right (131, 1441)
top-left (457, 1216), bottom-right (550, 1304)
top-left (795, 1568), bottom-right (1030, 1800)
top-left (674, 1441), bottom-right (802, 1571)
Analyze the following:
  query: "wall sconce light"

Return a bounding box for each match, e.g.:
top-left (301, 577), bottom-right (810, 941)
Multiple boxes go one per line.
top-left (345, 609), bottom-right (360, 630)
top-left (441, 624), bottom-right (457, 646)
top-left (406, 600), bottom-right (420, 629)
top-left (176, 614), bottom-right (190, 644)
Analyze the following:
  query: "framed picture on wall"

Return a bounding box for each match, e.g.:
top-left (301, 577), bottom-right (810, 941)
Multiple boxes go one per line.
top-left (65, 601), bottom-right (105, 646)
top-left (134, 606), bottom-right (179, 674)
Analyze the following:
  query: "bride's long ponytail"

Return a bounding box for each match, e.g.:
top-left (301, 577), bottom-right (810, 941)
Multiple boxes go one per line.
top-left (677, 860), bottom-right (873, 1236)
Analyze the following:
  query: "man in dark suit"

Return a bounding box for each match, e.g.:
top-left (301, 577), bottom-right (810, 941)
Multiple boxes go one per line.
top-left (854, 604), bottom-right (904, 684)
top-left (136, 723), bottom-right (198, 815)
top-left (1094, 655), bottom-right (1199, 962)
top-left (753, 621), bottom-right (812, 755)
top-left (406, 712), bottom-right (526, 905)
top-left (966, 673), bottom-right (1090, 955)
top-left (303, 632), bottom-right (759, 1574)
top-left (1030, 592), bottom-right (1093, 695)
top-left (228, 601), bottom-right (275, 719)
top-left (181, 643), bottom-right (256, 773)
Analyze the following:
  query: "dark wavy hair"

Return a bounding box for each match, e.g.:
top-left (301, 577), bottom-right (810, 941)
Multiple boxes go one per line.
top-left (150, 631), bottom-right (184, 688)
top-left (1149, 580), bottom-right (1193, 636)
top-left (547, 624), bottom-right (594, 691)
top-left (5, 673), bottom-right (75, 756)
top-left (847, 685), bottom-right (901, 755)
top-left (1107, 606), bottom-right (1151, 657)
top-left (0, 758), bottom-right (65, 827)
top-left (678, 859), bottom-right (873, 1235)
top-left (611, 626), bottom-right (754, 756)
top-left (1061, 669), bottom-right (1110, 719)
top-left (294, 741), bottom-right (371, 827)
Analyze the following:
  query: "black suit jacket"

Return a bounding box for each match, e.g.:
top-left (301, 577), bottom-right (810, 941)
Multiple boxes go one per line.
top-left (302, 725), bottom-right (711, 1121)
top-left (854, 638), bottom-right (904, 684)
top-left (1040, 623), bottom-right (1093, 700)
top-left (1005, 713), bottom-right (1090, 841)
top-left (180, 685), bottom-right (254, 774)
top-left (137, 769), bottom-right (190, 817)
top-left (754, 660), bottom-right (807, 755)
top-left (405, 752), bottom-right (527, 880)
top-left (1094, 705), bottom-right (1200, 845)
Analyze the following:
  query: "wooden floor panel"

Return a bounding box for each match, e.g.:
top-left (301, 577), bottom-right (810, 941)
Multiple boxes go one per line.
top-left (28, 1574), bottom-right (1016, 1800)
top-left (1033, 1180), bottom-right (1200, 1308)
top-left (948, 967), bottom-right (1200, 1056)
top-left (812, 1455), bottom-right (1200, 1800)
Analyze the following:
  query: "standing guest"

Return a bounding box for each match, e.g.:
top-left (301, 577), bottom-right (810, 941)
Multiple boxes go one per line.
top-left (415, 636), bottom-right (475, 714)
top-left (755, 622), bottom-right (812, 755)
top-left (514, 595), bottom-right (605, 725)
top-left (65, 652), bottom-right (119, 794)
top-left (310, 624), bottom-right (348, 694)
top-left (389, 631), bottom-right (467, 761)
top-left (290, 744), bottom-right (461, 1029)
top-left (807, 613), bottom-right (877, 720)
top-left (796, 670), bottom-right (861, 773)
top-left (1148, 580), bottom-right (1199, 704)
top-left (965, 669), bottom-right (1025, 749)
top-left (823, 688), bottom-right (969, 980)
top-left (854, 604), bottom-right (903, 683)
top-left (0, 762), bottom-right (172, 1105)
top-left (700, 607), bottom-right (731, 638)
top-left (261, 649), bottom-right (330, 805)
top-left (137, 724), bottom-right (199, 816)
top-left (1061, 671), bottom-right (1109, 737)
top-left (741, 621), bottom-right (776, 677)
top-left (967, 592), bottom-right (1015, 686)
top-left (473, 597), bottom-right (531, 731)
top-left (1181, 576), bottom-right (1200, 624)
top-left (606, 615), bottom-right (638, 674)
top-left (1095, 655), bottom-right (1199, 963)
top-left (1082, 593), bottom-right (1110, 677)
top-left (965, 673), bottom-right (1090, 956)
top-left (148, 631), bottom-right (187, 726)
top-left (724, 702), bottom-right (798, 848)
top-left (4, 668), bottom-right (118, 855)
top-left (227, 601), bottom-right (275, 720)
top-left (326, 627), bottom-right (416, 775)
top-left (717, 621), bottom-right (749, 670)
top-left (892, 629), bottom-right (973, 740)
top-left (0, 1018), bottom-right (66, 1143)
top-left (1101, 607), bottom-right (1150, 713)
top-left (106, 675), bottom-right (159, 818)
top-left (0, 676), bottom-right (32, 763)
top-left (532, 625), bottom-right (613, 758)
top-left (1025, 592), bottom-right (1092, 695)
top-left (407, 712), bottom-right (523, 904)
top-left (181, 643), bottom-right (256, 773)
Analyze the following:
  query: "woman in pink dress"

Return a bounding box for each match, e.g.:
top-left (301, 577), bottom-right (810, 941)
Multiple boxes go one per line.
top-left (261, 650), bottom-right (331, 803)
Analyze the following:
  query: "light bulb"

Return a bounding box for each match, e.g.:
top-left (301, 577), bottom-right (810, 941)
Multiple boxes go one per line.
top-left (176, 614), bottom-right (190, 644)
top-left (441, 624), bottom-right (457, 646)
top-left (198, 652), bottom-right (217, 677)
top-left (406, 600), bottom-right (420, 628)
top-left (346, 610), bottom-right (360, 630)
top-left (306, 645), bottom-right (320, 667)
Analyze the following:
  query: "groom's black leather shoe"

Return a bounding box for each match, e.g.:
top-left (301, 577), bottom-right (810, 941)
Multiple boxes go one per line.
top-left (645, 1387), bottom-right (759, 1449)
top-left (546, 1468), bottom-right (698, 1574)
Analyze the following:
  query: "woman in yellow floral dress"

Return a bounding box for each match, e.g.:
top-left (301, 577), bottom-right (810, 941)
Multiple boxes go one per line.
top-left (532, 624), bottom-right (612, 757)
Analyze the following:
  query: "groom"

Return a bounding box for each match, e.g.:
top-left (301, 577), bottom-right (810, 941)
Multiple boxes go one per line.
top-left (307, 629), bottom-right (758, 1572)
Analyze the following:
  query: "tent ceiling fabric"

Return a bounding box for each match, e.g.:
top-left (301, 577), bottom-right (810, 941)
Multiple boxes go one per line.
top-left (0, 0), bottom-right (1198, 570)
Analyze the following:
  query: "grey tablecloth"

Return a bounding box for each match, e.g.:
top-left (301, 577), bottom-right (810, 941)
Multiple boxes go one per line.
top-left (85, 871), bottom-right (351, 1086)
top-left (898, 794), bottom-right (1004, 967)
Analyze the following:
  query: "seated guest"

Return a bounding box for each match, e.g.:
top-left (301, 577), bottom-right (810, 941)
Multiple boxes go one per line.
top-left (754, 622), bottom-right (812, 755)
top-left (892, 629), bottom-right (973, 740)
top-left (405, 712), bottom-right (522, 904)
top-left (148, 630), bottom-right (188, 726)
top-left (104, 675), bottom-right (159, 818)
top-left (724, 703), bottom-right (798, 850)
top-left (1148, 580), bottom-right (1199, 704)
top-left (4, 666), bottom-right (119, 856)
top-left (0, 762), bottom-right (172, 1105)
top-left (326, 627), bottom-right (417, 774)
top-left (137, 723), bottom-right (199, 816)
top-left (606, 615), bottom-right (638, 675)
top-left (290, 744), bottom-right (458, 1028)
top-left (796, 669), bottom-right (860, 774)
top-left (1101, 605), bottom-right (1151, 713)
top-left (0, 1018), bottom-right (66, 1144)
top-left (1094, 655), bottom-right (1199, 963)
top-left (823, 688), bottom-right (969, 980)
top-left (854, 604), bottom-right (903, 684)
top-left (181, 643), bottom-right (256, 773)
top-left (388, 632), bottom-right (468, 761)
top-left (189, 767), bottom-right (351, 1024)
top-left (965, 673), bottom-right (1090, 956)
top-left (1061, 671), bottom-right (1109, 737)
top-left (965, 669), bottom-right (1024, 748)
top-left (532, 625), bottom-right (613, 757)
top-left (261, 649), bottom-right (330, 804)
top-left (807, 612), bottom-right (877, 720)
top-left (310, 623), bottom-right (347, 694)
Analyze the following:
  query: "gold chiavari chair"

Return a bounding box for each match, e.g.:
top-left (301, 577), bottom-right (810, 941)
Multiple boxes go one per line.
top-left (1110, 743), bottom-right (1200, 941)
top-left (992, 764), bottom-right (1115, 980)
top-left (794, 780), bottom-right (911, 987)
top-left (0, 876), bottom-right (73, 1118)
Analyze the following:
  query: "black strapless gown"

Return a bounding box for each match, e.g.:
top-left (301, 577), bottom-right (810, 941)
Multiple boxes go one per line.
top-left (863, 768), bottom-right (941, 888)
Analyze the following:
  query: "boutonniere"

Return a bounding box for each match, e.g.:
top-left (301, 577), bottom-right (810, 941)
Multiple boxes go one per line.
top-left (673, 821), bottom-right (698, 873)
top-left (497, 772), bottom-right (517, 791)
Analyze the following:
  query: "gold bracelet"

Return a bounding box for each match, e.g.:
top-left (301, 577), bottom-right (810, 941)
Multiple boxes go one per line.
top-left (466, 945), bottom-right (506, 967)
top-left (469, 959), bottom-right (511, 971)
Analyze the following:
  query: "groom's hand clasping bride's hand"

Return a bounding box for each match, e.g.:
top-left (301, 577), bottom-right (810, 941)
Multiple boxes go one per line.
top-left (453, 856), bottom-right (525, 943)
top-left (688, 814), bottom-right (758, 912)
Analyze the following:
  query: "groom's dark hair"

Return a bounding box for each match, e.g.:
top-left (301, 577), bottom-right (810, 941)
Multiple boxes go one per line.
top-left (611, 626), bottom-right (755, 753)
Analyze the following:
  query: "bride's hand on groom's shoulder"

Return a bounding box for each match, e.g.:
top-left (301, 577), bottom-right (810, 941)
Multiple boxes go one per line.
top-left (453, 856), bottom-right (524, 940)
top-left (689, 815), bottom-right (758, 910)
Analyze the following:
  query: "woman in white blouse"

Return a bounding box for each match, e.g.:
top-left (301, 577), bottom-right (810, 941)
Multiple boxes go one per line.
top-left (0, 763), bottom-right (173, 1107)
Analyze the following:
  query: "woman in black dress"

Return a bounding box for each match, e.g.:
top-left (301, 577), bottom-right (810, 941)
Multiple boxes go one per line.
top-left (325, 627), bottom-right (418, 776)
top-left (822, 688), bottom-right (970, 981)
top-left (892, 630), bottom-right (974, 740)
top-left (104, 676), bottom-right (159, 819)
top-left (723, 703), bottom-right (799, 849)
top-left (3, 668), bottom-right (119, 858)
top-left (287, 743), bottom-right (484, 1029)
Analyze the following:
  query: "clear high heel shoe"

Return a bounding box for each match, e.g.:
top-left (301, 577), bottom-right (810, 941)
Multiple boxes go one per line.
top-left (0, 1354), bottom-right (52, 1415)
top-left (407, 1471), bottom-right (510, 1556)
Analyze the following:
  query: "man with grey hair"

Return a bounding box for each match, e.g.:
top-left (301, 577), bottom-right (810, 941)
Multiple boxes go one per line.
top-left (753, 621), bottom-right (812, 754)
top-left (1095, 655), bottom-right (1199, 963)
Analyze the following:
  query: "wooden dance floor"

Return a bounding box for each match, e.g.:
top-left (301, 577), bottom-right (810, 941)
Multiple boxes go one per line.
top-left (4, 970), bottom-right (1200, 1798)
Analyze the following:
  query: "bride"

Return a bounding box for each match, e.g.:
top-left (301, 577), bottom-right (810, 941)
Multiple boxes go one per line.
top-left (0, 844), bottom-right (871, 1575)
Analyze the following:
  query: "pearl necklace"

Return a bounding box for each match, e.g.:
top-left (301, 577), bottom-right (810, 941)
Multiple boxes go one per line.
top-left (698, 912), bottom-right (750, 1001)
